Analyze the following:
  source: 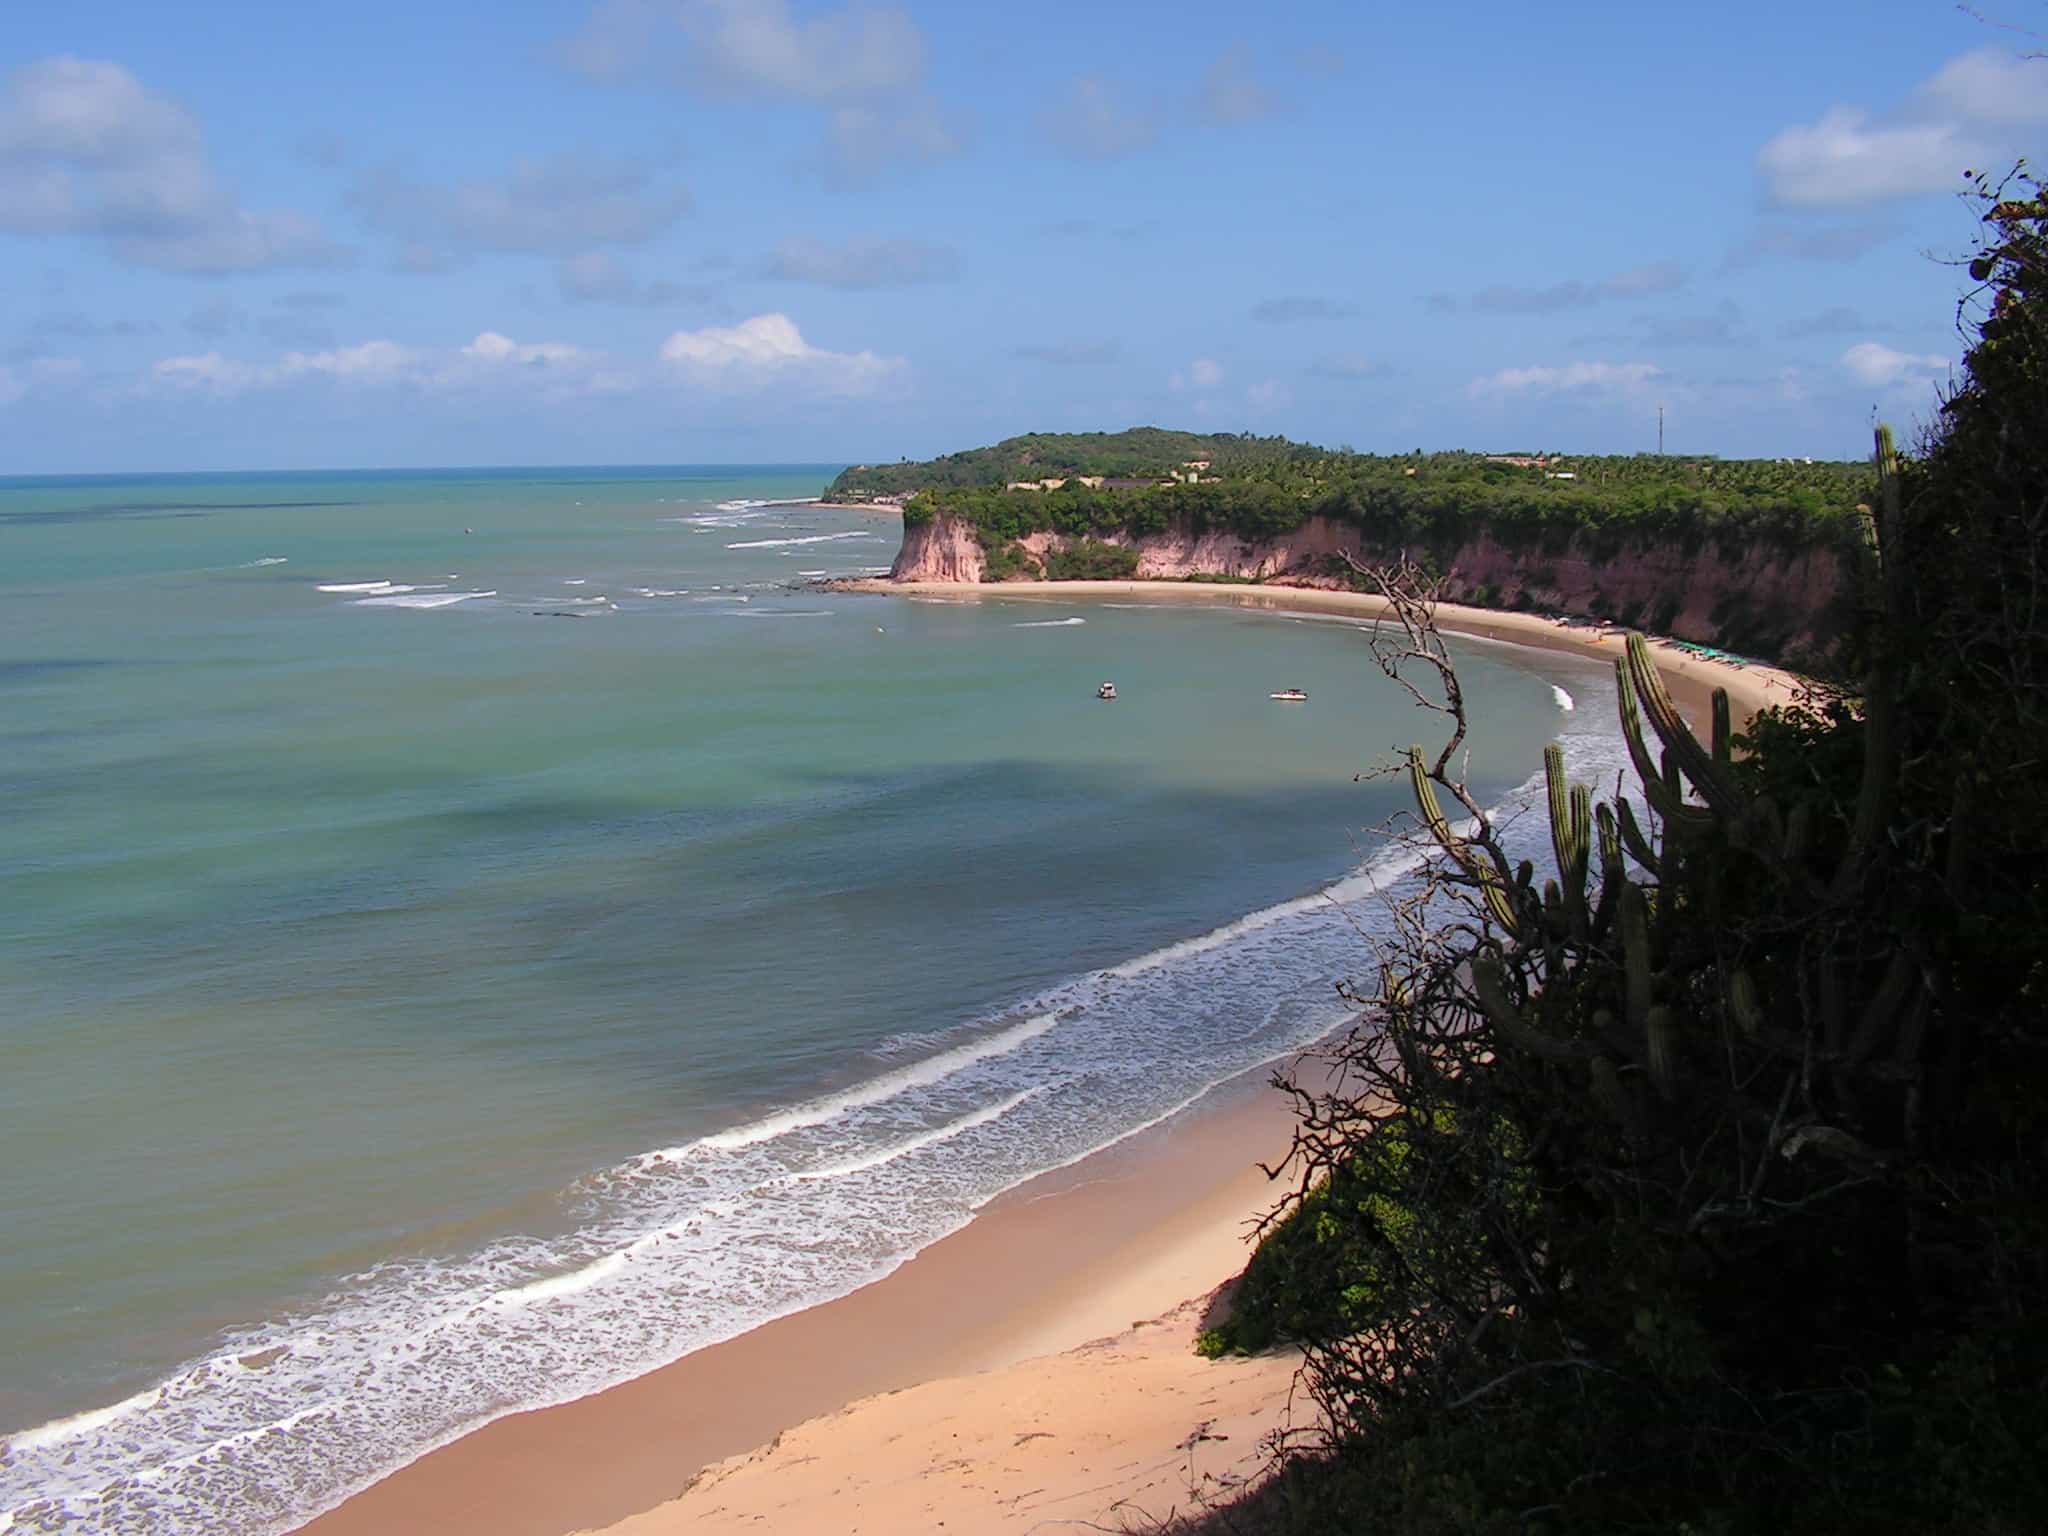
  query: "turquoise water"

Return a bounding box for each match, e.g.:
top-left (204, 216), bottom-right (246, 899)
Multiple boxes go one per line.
top-left (0, 467), bottom-right (1617, 1534)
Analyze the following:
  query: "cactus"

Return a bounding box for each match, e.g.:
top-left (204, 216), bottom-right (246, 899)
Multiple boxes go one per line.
top-left (1472, 952), bottom-right (1603, 1065)
top-left (1616, 795), bottom-right (1661, 877)
top-left (1593, 801), bottom-right (1626, 930)
top-left (1622, 632), bottom-right (1743, 821)
top-left (1545, 744), bottom-right (1592, 940)
top-left (1408, 744), bottom-right (1519, 936)
top-left (1616, 655), bottom-right (1716, 832)
top-left (1833, 425), bottom-right (1905, 899)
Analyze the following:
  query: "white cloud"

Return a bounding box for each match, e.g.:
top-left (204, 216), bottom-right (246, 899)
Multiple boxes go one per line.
top-left (1757, 48), bottom-right (2046, 208)
top-left (762, 235), bottom-right (958, 288)
top-left (563, 0), bottom-right (957, 177)
top-left (564, 0), bottom-right (923, 98)
top-left (1046, 77), bottom-right (1159, 161)
top-left (155, 339), bottom-right (418, 395)
top-left (0, 57), bottom-right (343, 273)
top-left (149, 333), bottom-right (622, 399)
top-left (1247, 378), bottom-right (1290, 410)
top-left (0, 365), bottom-right (23, 406)
top-left (658, 312), bottom-right (901, 395)
top-left (351, 154), bottom-right (690, 259)
top-left (1170, 357), bottom-right (1225, 392)
top-left (1469, 361), bottom-right (1663, 399)
top-left (1917, 48), bottom-right (2048, 128)
top-left (463, 332), bottom-right (589, 367)
top-left (1841, 341), bottom-right (1949, 390)
top-left (1757, 109), bottom-right (1971, 208)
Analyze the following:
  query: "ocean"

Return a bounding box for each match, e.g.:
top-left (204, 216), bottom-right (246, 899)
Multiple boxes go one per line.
top-left (0, 465), bottom-right (1622, 1535)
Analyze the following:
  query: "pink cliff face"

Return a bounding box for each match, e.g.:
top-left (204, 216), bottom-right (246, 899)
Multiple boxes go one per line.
top-left (890, 516), bottom-right (987, 581)
top-left (887, 514), bottom-right (1846, 662)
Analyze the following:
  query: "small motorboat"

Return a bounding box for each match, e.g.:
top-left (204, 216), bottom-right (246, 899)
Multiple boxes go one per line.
top-left (1269, 688), bottom-right (1308, 702)
top-left (1097, 681), bottom-right (1118, 700)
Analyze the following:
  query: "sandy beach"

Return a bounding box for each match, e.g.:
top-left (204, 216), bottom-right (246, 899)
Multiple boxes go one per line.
top-left (295, 1071), bottom-right (1312, 1536)
top-left (853, 578), bottom-right (1804, 730)
top-left (293, 581), bottom-right (1798, 1536)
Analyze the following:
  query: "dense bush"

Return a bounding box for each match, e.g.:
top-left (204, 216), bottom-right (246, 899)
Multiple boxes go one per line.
top-left (1042, 539), bottom-right (1140, 580)
top-left (1195, 169), bottom-right (2048, 1535)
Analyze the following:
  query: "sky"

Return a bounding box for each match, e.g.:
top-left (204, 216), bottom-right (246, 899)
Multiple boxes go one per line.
top-left (0, 0), bottom-right (2041, 473)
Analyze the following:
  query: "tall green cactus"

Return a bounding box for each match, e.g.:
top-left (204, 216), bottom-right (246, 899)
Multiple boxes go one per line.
top-left (1408, 744), bottom-right (1519, 936)
top-left (1833, 425), bottom-right (1904, 899)
top-left (1545, 744), bottom-right (1592, 940)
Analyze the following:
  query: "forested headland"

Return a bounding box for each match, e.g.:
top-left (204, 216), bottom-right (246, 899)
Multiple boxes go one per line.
top-left (853, 438), bottom-right (1870, 665)
top-left (833, 435), bottom-right (1870, 562)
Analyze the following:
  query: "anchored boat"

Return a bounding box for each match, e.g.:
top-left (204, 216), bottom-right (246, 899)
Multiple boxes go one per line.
top-left (1097, 681), bottom-right (1118, 700)
top-left (1269, 687), bottom-right (1308, 702)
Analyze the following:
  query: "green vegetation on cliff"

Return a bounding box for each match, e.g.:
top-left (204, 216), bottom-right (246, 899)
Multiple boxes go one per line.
top-left (827, 428), bottom-right (1303, 497)
top-left (893, 446), bottom-right (1871, 561)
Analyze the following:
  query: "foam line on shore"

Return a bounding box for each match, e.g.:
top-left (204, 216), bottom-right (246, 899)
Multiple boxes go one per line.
top-left (791, 1088), bottom-right (1046, 1183)
top-left (685, 1013), bottom-right (1061, 1155)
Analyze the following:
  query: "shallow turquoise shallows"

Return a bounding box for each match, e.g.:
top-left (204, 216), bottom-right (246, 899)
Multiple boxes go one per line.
top-left (0, 466), bottom-right (1620, 1535)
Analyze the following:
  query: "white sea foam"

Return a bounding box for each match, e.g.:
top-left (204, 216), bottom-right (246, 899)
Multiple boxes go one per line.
top-left (562, 579), bottom-right (586, 586)
top-left (239, 557), bottom-right (289, 568)
top-left (716, 497), bottom-right (817, 512)
top-left (792, 1088), bottom-right (1045, 1182)
top-left (724, 532), bottom-right (875, 550)
top-left (1013, 616), bottom-right (1085, 628)
top-left (315, 580), bottom-right (400, 594)
top-left (491, 1252), bottom-right (629, 1308)
top-left (626, 588), bottom-right (689, 598)
top-left (7, 1386), bottom-right (164, 1452)
top-left (1553, 685), bottom-right (1575, 712)
top-left (353, 590), bottom-right (496, 610)
top-left (682, 1013), bottom-right (1060, 1154)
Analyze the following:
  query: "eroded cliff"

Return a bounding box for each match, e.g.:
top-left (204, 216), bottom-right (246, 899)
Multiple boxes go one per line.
top-left (889, 513), bottom-right (1848, 665)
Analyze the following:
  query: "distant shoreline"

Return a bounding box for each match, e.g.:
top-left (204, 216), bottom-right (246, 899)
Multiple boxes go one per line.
top-left (808, 499), bottom-right (906, 516)
top-left (835, 576), bottom-right (1804, 729)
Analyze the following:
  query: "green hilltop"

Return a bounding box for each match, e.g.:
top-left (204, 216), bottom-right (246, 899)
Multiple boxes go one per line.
top-left (834, 428), bottom-right (1873, 565)
top-left (825, 428), bottom-right (1299, 496)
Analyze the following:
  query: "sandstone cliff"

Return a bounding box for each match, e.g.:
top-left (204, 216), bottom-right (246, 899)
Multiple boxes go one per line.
top-left (888, 513), bottom-right (1848, 665)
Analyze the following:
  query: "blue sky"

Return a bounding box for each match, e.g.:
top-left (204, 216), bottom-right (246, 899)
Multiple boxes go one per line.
top-left (0, 0), bottom-right (2040, 472)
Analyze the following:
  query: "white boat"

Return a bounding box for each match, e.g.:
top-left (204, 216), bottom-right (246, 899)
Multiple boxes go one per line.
top-left (1097, 681), bottom-right (1118, 700)
top-left (1269, 688), bottom-right (1308, 702)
